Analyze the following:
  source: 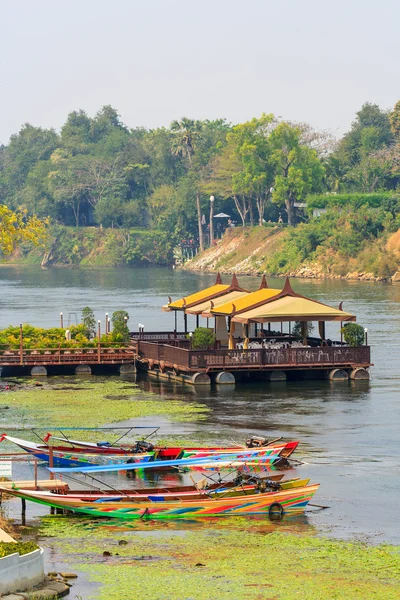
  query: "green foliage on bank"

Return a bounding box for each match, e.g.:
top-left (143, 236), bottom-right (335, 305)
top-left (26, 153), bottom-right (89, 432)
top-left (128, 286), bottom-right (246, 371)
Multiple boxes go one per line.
top-left (262, 204), bottom-right (400, 277)
top-left (306, 192), bottom-right (400, 210)
top-left (6, 224), bottom-right (175, 266)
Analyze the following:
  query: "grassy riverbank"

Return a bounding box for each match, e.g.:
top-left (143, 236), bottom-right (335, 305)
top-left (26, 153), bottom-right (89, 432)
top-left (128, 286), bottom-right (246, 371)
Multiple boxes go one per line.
top-left (38, 515), bottom-right (400, 600)
top-left (185, 213), bottom-right (400, 281)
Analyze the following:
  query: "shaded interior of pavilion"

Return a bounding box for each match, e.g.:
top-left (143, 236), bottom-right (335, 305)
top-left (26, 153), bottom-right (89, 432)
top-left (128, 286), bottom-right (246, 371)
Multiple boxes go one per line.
top-left (163, 273), bottom-right (357, 350)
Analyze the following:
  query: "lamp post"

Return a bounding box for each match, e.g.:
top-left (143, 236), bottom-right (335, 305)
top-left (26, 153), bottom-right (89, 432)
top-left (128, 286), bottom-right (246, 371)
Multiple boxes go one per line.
top-left (189, 331), bottom-right (193, 349)
top-left (60, 312), bottom-right (64, 328)
top-left (97, 320), bottom-right (101, 362)
top-left (209, 195), bottom-right (215, 247)
top-left (105, 313), bottom-right (109, 335)
top-left (364, 328), bottom-right (368, 346)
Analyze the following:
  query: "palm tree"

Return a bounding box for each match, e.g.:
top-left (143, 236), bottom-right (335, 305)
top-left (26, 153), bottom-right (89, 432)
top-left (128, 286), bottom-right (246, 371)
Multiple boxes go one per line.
top-left (170, 118), bottom-right (204, 250)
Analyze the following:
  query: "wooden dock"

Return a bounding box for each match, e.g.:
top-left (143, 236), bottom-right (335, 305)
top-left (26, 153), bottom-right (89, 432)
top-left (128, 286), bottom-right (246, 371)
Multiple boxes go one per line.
top-left (0, 479), bottom-right (69, 492)
top-left (0, 345), bottom-right (135, 376)
top-left (133, 334), bottom-right (372, 385)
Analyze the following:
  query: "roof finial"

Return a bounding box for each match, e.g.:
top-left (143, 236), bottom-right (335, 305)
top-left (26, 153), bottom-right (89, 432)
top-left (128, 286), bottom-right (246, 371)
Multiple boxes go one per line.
top-left (339, 301), bottom-right (343, 311)
top-left (168, 296), bottom-right (172, 304)
top-left (259, 274), bottom-right (268, 289)
top-left (230, 273), bottom-right (239, 289)
top-left (183, 298), bottom-right (187, 307)
top-left (215, 272), bottom-right (222, 285)
top-left (231, 303), bottom-right (237, 315)
top-left (210, 300), bottom-right (214, 309)
top-left (282, 276), bottom-right (295, 296)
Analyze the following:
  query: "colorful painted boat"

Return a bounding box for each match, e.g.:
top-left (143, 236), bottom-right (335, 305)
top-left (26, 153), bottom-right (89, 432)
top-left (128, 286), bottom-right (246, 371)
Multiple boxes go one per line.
top-left (0, 432), bottom-right (298, 462)
top-left (1, 435), bottom-right (290, 470)
top-left (0, 435), bottom-right (155, 468)
top-left (3, 478), bottom-right (310, 502)
top-left (48, 448), bottom-right (286, 474)
top-left (0, 483), bottom-right (320, 519)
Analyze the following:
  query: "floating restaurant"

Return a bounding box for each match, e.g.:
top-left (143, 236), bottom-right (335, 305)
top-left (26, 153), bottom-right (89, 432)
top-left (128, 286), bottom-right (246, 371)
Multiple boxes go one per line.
top-left (134, 274), bottom-right (372, 385)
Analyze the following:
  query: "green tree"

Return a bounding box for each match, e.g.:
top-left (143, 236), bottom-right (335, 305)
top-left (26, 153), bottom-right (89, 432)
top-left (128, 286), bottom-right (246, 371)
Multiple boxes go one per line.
top-left (170, 118), bottom-right (205, 249)
top-left (269, 123), bottom-right (324, 226)
top-left (389, 100), bottom-right (400, 138)
top-left (111, 310), bottom-right (130, 342)
top-left (81, 306), bottom-right (96, 338)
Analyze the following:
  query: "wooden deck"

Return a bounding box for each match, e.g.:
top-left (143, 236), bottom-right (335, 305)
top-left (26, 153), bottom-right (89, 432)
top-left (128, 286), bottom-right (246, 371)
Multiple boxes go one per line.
top-left (136, 339), bottom-right (371, 374)
top-left (0, 479), bottom-right (69, 492)
top-left (0, 346), bottom-right (135, 368)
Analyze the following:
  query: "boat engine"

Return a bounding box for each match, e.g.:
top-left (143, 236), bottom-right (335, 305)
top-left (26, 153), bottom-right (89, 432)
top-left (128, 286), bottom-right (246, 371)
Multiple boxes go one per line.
top-left (133, 440), bottom-right (155, 453)
top-left (246, 436), bottom-right (269, 448)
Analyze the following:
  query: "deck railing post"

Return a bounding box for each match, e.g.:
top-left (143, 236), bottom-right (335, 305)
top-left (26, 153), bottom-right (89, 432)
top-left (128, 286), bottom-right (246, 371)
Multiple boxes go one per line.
top-left (19, 323), bottom-right (23, 365)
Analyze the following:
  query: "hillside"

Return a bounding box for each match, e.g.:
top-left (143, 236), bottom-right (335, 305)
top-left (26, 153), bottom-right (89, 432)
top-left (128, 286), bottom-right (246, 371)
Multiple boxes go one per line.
top-left (184, 225), bottom-right (400, 282)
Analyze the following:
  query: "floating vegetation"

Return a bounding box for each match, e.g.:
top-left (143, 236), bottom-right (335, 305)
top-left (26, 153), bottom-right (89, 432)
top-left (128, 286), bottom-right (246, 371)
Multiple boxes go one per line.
top-left (39, 516), bottom-right (400, 600)
top-left (0, 377), bottom-right (209, 444)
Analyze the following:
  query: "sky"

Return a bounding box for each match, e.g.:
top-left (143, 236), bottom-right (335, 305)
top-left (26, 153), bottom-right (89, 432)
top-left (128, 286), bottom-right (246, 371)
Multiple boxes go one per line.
top-left (1, 0), bottom-right (400, 143)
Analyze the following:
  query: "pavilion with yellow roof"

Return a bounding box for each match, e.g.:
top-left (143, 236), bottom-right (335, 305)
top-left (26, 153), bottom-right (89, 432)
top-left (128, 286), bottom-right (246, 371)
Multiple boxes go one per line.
top-left (133, 273), bottom-right (371, 385)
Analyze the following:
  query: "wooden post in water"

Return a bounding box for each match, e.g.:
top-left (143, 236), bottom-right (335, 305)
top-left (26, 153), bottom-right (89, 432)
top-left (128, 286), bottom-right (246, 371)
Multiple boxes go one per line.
top-left (49, 446), bottom-right (54, 481)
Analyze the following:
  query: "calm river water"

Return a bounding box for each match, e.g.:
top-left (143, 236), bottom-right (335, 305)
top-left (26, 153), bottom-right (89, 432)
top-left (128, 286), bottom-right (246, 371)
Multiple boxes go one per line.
top-left (1, 265), bottom-right (400, 546)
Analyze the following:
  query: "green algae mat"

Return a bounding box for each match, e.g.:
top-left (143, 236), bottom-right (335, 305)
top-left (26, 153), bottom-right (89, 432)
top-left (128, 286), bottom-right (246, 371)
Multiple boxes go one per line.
top-left (39, 516), bottom-right (400, 600)
top-left (0, 377), bottom-right (208, 436)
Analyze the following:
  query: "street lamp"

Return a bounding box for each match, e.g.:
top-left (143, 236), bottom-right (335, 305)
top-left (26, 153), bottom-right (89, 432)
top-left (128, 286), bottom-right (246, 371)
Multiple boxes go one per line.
top-left (60, 312), bottom-right (64, 328)
top-left (97, 320), bottom-right (101, 340)
top-left (105, 313), bottom-right (109, 334)
top-left (364, 328), bottom-right (368, 346)
top-left (209, 195), bottom-right (215, 247)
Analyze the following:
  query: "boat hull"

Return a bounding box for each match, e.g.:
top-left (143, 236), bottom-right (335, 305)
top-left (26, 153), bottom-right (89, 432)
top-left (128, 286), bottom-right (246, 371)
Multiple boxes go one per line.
top-left (1, 484), bottom-right (319, 519)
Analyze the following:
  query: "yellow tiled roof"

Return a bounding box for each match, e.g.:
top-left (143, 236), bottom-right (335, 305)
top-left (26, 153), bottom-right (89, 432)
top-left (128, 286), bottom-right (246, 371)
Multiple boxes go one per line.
top-left (207, 288), bottom-right (281, 316)
top-left (185, 291), bottom-right (249, 315)
top-left (162, 284), bottom-right (230, 311)
top-left (232, 295), bottom-right (356, 323)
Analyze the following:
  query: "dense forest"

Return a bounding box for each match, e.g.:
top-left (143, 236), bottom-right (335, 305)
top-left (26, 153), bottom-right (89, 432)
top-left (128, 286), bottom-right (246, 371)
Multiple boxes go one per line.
top-left (1, 101), bottom-right (400, 270)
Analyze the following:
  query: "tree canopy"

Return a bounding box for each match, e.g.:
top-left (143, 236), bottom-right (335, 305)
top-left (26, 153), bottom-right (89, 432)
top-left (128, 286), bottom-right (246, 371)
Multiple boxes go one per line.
top-left (1, 101), bottom-right (400, 247)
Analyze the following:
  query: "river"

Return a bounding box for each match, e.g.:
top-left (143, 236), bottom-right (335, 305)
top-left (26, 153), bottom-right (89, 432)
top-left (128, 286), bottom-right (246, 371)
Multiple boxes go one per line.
top-left (0, 265), bottom-right (400, 548)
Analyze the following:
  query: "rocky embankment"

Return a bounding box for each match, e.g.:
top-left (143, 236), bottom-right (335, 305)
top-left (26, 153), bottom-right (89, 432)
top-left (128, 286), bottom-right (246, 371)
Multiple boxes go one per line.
top-left (184, 226), bottom-right (400, 282)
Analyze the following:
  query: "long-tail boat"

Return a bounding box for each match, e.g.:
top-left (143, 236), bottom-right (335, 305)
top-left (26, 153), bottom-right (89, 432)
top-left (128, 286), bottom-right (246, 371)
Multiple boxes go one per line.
top-left (2, 477), bottom-right (310, 502)
top-left (0, 433), bottom-right (298, 468)
top-left (46, 449), bottom-right (287, 473)
top-left (0, 483), bottom-right (319, 519)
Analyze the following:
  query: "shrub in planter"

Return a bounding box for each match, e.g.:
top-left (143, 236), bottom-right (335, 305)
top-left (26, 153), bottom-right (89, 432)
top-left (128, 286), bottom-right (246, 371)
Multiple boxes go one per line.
top-left (0, 541), bottom-right (39, 559)
top-left (340, 323), bottom-right (365, 346)
top-left (190, 328), bottom-right (216, 350)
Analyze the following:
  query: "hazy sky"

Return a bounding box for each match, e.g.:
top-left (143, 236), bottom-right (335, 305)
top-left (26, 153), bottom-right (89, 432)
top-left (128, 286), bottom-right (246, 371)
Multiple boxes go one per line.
top-left (1, 0), bottom-right (399, 143)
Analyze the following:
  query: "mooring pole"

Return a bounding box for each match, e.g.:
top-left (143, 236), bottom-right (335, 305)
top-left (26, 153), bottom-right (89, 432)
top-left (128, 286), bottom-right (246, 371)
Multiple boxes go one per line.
top-left (49, 446), bottom-right (54, 481)
top-left (60, 312), bottom-right (64, 328)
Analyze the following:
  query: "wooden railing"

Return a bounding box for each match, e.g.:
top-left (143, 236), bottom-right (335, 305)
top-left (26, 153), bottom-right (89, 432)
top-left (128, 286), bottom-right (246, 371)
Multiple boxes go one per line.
top-left (137, 341), bottom-right (371, 371)
top-left (0, 346), bottom-right (135, 366)
top-left (130, 331), bottom-right (187, 341)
